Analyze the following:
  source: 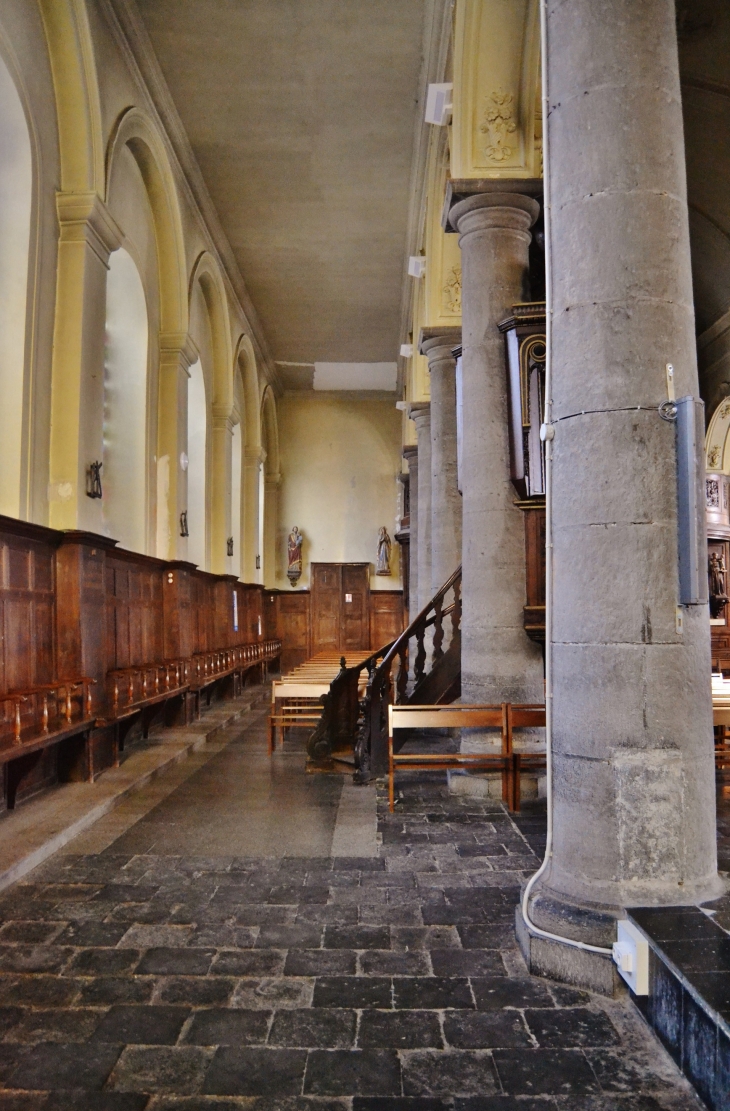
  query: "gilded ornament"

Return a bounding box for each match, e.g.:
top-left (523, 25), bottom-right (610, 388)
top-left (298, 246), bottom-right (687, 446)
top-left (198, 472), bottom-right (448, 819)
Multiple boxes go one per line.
top-left (480, 90), bottom-right (517, 163)
top-left (442, 266), bottom-right (462, 315)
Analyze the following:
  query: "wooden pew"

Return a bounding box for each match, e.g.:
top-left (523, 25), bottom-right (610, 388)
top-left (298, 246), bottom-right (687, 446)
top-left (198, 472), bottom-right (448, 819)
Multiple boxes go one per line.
top-left (0, 678), bottom-right (97, 808)
top-left (388, 702), bottom-right (547, 813)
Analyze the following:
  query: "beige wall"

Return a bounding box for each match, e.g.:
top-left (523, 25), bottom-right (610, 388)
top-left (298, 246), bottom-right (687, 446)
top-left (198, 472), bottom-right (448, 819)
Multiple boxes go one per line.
top-left (276, 394), bottom-right (402, 591)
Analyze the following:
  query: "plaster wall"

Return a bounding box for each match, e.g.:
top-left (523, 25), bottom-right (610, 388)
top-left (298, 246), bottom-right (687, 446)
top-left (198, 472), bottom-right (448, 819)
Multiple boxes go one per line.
top-left (275, 395), bottom-right (402, 592)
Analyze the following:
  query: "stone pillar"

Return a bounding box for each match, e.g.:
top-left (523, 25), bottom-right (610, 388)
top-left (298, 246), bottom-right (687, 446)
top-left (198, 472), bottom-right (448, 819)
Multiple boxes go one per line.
top-left (451, 194), bottom-right (544, 704)
top-left (157, 333), bottom-right (198, 561)
top-left (420, 333), bottom-right (462, 593)
top-left (243, 447), bottom-right (263, 583)
top-left (48, 194), bottom-right (122, 533)
top-left (403, 446), bottom-right (418, 618)
top-left (210, 410), bottom-right (234, 574)
top-left (410, 405), bottom-right (432, 612)
top-left (523, 0), bottom-right (722, 985)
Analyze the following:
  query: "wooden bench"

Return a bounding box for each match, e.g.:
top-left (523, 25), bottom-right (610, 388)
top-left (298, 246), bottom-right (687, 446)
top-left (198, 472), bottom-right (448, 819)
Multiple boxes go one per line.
top-left (190, 640), bottom-right (281, 714)
top-left (0, 678), bottom-right (97, 808)
top-left (388, 702), bottom-right (547, 813)
top-left (103, 662), bottom-right (191, 755)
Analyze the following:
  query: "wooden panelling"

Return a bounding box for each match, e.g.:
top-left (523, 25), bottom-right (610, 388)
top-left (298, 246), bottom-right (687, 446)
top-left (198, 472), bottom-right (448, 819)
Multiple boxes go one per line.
top-left (311, 564), bottom-right (342, 654)
top-left (370, 591), bottom-right (405, 651)
top-left (0, 514), bottom-right (270, 811)
top-left (522, 502), bottom-right (546, 642)
top-left (342, 565), bottom-right (370, 652)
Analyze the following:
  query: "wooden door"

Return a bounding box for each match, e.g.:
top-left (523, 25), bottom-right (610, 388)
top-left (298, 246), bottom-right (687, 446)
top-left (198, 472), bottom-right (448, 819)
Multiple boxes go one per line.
top-left (311, 564), bottom-right (342, 653)
top-left (342, 564), bottom-right (370, 651)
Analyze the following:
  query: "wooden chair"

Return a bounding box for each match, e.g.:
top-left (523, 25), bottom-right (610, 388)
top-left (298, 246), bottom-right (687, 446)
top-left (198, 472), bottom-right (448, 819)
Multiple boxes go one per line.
top-left (509, 703), bottom-right (547, 812)
top-left (388, 704), bottom-right (512, 813)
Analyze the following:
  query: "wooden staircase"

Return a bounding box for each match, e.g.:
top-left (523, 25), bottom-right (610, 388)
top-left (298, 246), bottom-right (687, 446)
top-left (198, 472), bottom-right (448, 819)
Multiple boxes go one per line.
top-left (354, 566), bottom-right (462, 782)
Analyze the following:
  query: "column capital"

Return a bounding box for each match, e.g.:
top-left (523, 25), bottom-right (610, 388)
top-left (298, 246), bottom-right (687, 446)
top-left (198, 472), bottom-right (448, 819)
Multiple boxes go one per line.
top-left (408, 402), bottom-right (431, 434)
top-left (245, 446), bottom-right (265, 466)
top-left (159, 332), bottom-right (199, 375)
top-left (403, 445), bottom-right (418, 466)
top-left (56, 191), bottom-right (123, 265)
top-left (419, 327), bottom-right (462, 363)
top-left (451, 192), bottom-right (540, 242)
top-left (443, 179), bottom-right (542, 232)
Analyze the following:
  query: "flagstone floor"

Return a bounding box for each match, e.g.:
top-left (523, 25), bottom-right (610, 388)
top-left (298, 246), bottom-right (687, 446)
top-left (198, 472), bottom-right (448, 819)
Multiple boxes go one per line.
top-left (0, 700), bottom-right (709, 1109)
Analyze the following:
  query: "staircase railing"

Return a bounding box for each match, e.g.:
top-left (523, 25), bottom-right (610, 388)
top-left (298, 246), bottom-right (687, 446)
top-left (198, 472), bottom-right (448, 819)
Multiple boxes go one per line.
top-left (354, 565), bottom-right (462, 782)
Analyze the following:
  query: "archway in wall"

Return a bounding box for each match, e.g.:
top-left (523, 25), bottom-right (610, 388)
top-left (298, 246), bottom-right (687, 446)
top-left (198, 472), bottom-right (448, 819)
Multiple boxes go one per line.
top-left (231, 420), bottom-right (242, 579)
top-left (0, 53), bottom-right (32, 519)
top-left (103, 248), bottom-right (148, 551)
top-left (187, 358), bottom-right (207, 569)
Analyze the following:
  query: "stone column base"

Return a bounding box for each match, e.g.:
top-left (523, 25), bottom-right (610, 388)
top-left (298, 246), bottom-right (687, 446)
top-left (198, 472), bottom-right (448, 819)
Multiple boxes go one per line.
top-left (515, 884), bottom-right (622, 997)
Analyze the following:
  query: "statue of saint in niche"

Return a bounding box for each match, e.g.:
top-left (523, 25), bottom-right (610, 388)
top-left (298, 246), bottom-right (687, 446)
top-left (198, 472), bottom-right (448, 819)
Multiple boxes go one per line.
top-left (376, 526), bottom-right (392, 576)
top-left (709, 550), bottom-right (728, 619)
top-left (287, 526), bottom-right (303, 586)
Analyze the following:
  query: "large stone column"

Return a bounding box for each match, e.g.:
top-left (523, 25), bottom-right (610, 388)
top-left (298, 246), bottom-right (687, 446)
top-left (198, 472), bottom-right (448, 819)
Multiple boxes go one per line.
top-left (403, 445), bottom-right (418, 618)
top-left (524, 0), bottom-right (722, 984)
top-left (410, 405), bottom-right (432, 612)
top-left (420, 332), bottom-right (462, 593)
top-left (451, 194), bottom-right (544, 704)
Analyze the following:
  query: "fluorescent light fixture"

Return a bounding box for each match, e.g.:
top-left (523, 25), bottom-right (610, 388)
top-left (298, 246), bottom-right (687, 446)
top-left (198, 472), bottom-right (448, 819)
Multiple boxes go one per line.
top-left (313, 362), bottom-right (397, 391)
top-left (425, 82), bottom-right (453, 126)
top-left (408, 256), bottom-right (426, 279)
top-left (400, 344), bottom-right (413, 358)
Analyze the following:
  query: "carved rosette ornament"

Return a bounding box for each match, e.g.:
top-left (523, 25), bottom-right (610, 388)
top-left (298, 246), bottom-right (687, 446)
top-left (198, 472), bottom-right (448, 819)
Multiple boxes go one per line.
top-left (480, 90), bottom-right (517, 163)
top-left (442, 266), bottom-right (462, 315)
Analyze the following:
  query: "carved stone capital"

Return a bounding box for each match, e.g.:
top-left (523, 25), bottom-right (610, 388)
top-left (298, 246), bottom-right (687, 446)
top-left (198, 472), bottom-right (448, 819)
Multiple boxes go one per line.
top-left (442, 178), bottom-right (542, 232)
top-left (159, 332), bottom-right (199, 375)
top-left (419, 327), bottom-right (462, 367)
top-left (56, 191), bottom-right (124, 265)
top-left (451, 192), bottom-right (540, 244)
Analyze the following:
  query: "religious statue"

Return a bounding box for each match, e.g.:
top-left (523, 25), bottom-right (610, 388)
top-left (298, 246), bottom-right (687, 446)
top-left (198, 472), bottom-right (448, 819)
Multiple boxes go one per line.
top-left (709, 550), bottom-right (728, 619)
top-left (376, 526), bottom-right (392, 576)
top-left (287, 525), bottom-right (303, 586)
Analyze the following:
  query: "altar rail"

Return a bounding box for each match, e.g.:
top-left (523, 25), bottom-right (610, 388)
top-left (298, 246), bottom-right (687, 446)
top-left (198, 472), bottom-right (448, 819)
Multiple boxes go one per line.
top-left (0, 515), bottom-right (276, 810)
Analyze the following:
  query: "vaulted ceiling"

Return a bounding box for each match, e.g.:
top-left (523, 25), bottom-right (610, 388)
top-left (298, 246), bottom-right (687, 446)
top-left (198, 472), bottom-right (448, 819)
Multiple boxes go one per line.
top-left (134, 0), bottom-right (427, 381)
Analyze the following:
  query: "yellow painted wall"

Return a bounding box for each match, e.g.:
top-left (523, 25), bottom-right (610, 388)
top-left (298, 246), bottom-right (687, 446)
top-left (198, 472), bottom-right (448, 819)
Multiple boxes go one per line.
top-left (276, 394), bottom-right (403, 591)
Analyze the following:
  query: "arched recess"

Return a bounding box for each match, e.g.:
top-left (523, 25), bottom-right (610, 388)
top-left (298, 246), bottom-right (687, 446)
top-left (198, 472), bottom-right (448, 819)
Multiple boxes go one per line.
top-left (230, 371), bottom-right (245, 580)
top-left (187, 357), bottom-right (207, 570)
top-left (235, 335), bottom-right (264, 581)
top-left (260, 386), bottom-right (281, 588)
top-left (103, 248), bottom-right (149, 552)
top-left (706, 399), bottom-right (730, 476)
top-left (38, 0), bottom-right (104, 195)
top-left (106, 108), bottom-right (189, 558)
top-left (189, 253), bottom-right (233, 573)
top-left (0, 48), bottom-right (33, 519)
top-left (106, 109), bottom-right (187, 337)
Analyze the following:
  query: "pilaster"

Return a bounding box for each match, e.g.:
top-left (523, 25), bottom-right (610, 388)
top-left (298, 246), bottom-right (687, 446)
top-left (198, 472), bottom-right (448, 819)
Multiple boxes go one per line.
top-left (157, 332), bottom-right (198, 562)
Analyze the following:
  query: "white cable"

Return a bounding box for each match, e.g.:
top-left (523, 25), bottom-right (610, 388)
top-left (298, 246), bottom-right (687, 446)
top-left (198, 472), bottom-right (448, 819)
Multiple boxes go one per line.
top-left (519, 0), bottom-right (613, 958)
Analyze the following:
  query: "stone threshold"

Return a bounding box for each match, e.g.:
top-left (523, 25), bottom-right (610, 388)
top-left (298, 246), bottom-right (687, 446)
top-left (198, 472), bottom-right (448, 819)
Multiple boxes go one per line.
top-left (629, 904), bottom-right (730, 1110)
top-left (0, 689), bottom-right (266, 893)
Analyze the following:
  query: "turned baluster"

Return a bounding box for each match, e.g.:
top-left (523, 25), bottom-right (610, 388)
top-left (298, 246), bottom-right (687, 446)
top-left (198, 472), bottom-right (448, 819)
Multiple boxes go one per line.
top-left (84, 681), bottom-right (92, 718)
top-left (451, 576), bottom-right (462, 642)
top-left (414, 626), bottom-right (427, 687)
top-left (64, 685), bottom-right (73, 722)
top-left (396, 646), bottom-right (409, 704)
top-left (432, 595), bottom-right (444, 664)
top-left (127, 673), bottom-right (134, 707)
top-left (42, 692), bottom-right (50, 732)
top-left (113, 678), bottom-right (120, 715)
top-left (13, 697), bottom-right (23, 743)
top-left (142, 671), bottom-right (149, 698)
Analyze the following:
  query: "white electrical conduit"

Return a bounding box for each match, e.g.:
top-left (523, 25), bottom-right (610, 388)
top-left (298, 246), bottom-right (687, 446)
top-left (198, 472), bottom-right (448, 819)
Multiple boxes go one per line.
top-left (519, 0), bottom-right (614, 958)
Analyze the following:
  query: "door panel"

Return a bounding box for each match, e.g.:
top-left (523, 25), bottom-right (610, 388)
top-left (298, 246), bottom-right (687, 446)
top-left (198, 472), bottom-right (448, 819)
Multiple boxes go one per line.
top-left (311, 564), bottom-right (341, 653)
top-left (342, 564), bottom-right (370, 651)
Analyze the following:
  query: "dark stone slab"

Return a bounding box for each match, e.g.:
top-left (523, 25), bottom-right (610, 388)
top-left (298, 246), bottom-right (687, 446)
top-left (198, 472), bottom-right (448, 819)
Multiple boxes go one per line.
top-left (304, 1049), bottom-right (401, 1096)
top-left (492, 1049), bottom-right (600, 1095)
top-left (269, 1008), bottom-right (357, 1048)
top-left (135, 948), bottom-right (215, 976)
top-left (429, 949), bottom-right (506, 976)
top-left (471, 976), bottom-right (555, 1010)
top-left (358, 1010), bottom-right (443, 1049)
top-left (203, 1046), bottom-right (307, 1096)
top-left (78, 977), bottom-right (154, 1006)
top-left (10, 1042), bottom-right (123, 1091)
top-left (183, 1008), bottom-right (270, 1046)
top-left (393, 977), bottom-right (473, 1010)
top-left (523, 1008), bottom-right (621, 1048)
top-left (313, 977), bottom-right (393, 1009)
top-left (91, 1004), bottom-right (189, 1045)
top-left (442, 1010), bottom-right (531, 1049)
top-left (284, 949), bottom-right (357, 976)
top-left (324, 926), bottom-right (391, 950)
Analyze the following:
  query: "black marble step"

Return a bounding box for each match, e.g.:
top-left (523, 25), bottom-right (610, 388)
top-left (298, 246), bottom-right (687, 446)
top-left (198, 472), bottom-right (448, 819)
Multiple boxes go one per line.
top-left (629, 904), bottom-right (730, 1110)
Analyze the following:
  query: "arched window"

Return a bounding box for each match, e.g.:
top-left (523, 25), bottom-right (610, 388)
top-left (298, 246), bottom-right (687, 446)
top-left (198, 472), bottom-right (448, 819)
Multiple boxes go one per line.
top-left (231, 421), bottom-right (242, 579)
top-left (0, 54), bottom-right (32, 519)
top-left (103, 248), bottom-right (149, 552)
top-left (187, 358), bottom-right (207, 568)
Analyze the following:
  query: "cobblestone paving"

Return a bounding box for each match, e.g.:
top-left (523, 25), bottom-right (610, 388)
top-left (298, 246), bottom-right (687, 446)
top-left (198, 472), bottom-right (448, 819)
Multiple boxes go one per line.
top-left (0, 768), bottom-right (706, 1108)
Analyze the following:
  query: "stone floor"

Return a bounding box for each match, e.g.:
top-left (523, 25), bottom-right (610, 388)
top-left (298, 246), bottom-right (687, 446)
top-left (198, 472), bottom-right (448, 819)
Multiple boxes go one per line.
top-left (0, 698), bottom-right (711, 1109)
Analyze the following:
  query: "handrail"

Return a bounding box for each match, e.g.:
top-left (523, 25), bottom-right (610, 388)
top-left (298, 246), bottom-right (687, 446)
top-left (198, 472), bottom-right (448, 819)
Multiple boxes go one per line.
top-left (375, 565), bottom-right (461, 677)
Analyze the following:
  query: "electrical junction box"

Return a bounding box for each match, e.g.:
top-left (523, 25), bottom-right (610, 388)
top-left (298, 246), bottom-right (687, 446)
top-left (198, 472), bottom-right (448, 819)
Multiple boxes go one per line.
top-left (612, 920), bottom-right (649, 995)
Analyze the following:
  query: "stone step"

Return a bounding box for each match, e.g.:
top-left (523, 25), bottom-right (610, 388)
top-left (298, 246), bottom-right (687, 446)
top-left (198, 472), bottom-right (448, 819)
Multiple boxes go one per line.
top-left (0, 693), bottom-right (264, 893)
